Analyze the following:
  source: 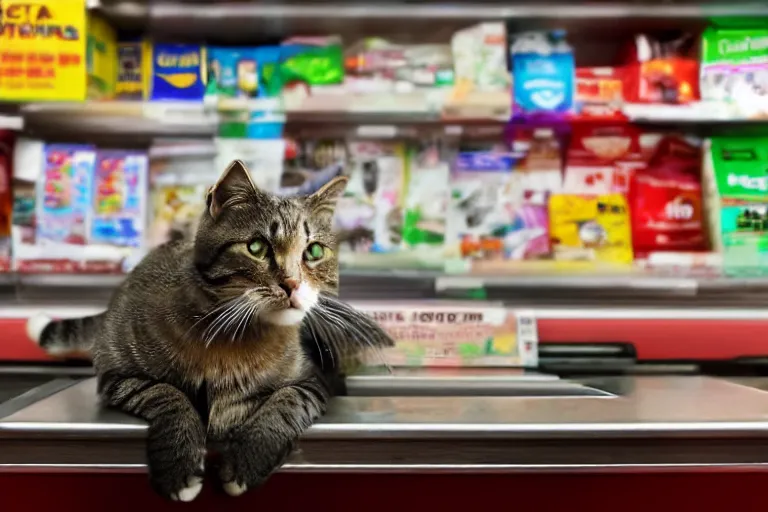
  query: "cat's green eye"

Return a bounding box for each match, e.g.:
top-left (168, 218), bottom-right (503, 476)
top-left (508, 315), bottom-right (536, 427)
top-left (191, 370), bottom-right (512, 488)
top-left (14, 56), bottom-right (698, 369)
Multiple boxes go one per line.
top-left (304, 242), bottom-right (325, 262)
top-left (247, 239), bottom-right (268, 259)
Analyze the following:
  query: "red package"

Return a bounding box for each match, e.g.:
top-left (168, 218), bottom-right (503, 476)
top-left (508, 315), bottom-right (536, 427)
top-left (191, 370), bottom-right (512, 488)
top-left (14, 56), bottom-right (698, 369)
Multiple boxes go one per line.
top-left (575, 67), bottom-right (625, 120)
top-left (563, 124), bottom-right (643, 194)
top-left (622, 34), bottom-right (699, 104)
top-left (629, 136), bottom-right (706, 256)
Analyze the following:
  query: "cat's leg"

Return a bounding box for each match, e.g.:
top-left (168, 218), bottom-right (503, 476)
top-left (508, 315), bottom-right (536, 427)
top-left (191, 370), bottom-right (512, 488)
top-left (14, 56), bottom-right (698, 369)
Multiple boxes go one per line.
top-left (99, 374), bottom-right (207, 501)
top-left (209, 375), bottom-right (329, 496)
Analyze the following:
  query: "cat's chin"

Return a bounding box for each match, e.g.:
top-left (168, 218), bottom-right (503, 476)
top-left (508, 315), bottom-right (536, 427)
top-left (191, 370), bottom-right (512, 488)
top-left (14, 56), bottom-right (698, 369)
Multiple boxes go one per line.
top-left (262, 308), bottom-right (307, 326)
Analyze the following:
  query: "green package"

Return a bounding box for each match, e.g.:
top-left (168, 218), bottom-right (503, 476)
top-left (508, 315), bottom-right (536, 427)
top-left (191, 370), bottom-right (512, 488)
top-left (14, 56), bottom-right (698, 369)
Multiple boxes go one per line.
top-left (708, 136), bottom-right (768, 275)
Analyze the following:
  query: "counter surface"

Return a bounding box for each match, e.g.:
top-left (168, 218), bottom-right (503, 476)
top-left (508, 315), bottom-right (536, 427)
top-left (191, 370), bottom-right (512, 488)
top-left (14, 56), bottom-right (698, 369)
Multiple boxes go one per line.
top-left (3, 375), bottom-right (768, 471)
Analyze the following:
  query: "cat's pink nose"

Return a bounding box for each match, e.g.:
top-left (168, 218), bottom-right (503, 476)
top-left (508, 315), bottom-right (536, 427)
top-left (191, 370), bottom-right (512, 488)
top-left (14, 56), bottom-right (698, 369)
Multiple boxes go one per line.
top-left (279, 278), bottom-right (299, 298)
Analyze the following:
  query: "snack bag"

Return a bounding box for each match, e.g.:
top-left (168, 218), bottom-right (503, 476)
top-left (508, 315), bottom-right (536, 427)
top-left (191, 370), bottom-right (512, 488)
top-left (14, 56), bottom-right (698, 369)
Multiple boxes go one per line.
top-left (629, 136), bottom-right (706, 256)
top-left (549, 193), bottom-right (633, 264)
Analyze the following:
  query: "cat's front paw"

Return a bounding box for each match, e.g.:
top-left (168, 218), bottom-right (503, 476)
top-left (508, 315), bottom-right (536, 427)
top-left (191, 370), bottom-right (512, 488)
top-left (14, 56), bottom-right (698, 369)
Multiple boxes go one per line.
top-left (217, 431), bottom-right (296, 497)
top-left (146, 423), bottom-right (206, 502)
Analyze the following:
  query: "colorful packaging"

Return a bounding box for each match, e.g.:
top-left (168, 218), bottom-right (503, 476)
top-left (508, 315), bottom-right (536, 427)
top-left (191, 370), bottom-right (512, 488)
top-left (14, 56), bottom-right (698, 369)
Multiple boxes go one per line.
top-left (335, 141), bottom-right (406, 254)
top-left (91, 150), bottom-right (148, 248)
top-left (37, 144), bottom-right (95, 246)
top-left (280, 139), bottom-right (348, 196)
top-left (629, 136), bottom-right (706, 256)
top-left (511, 31), bottom-right (575, 117)
top-left (207, 46), bottom-right (282, 100)
top-left (280, 36), bottom-right (344, 88)
top-left (549, 193), bottom-right (634, 264)
top-left (401, 142), bottom-right (450, 266)
top-left (447, 149), bottom-right (550, 262)
top-left (700, 28), bottom-right (768, 118)
top-left (147, 43), bottom-right (206, 101)
top-left (445, 22), bottom-right (510, 118)
top-left (149, 154), bottom-right (213, 247)
top-left (0, 131), bottom-right (14, 270)
top-left (622, 33), bottom-right (699, 105)
top-left (563, 124), bottom-right (644, 195)
top-left (86, 14), bottom-right (117, 100)
top-left (357, 302), bottom-right (538, 368)
top-left (575, 67), bottom-right (625, 119)
top-left (116, 39), bottom-right (145, 100)
top-left (706, 137), bottom-right (768, 275)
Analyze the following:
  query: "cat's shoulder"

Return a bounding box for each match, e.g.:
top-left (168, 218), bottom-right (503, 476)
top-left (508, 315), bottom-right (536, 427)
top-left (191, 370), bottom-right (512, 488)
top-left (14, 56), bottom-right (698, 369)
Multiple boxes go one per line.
top-left (125, 240), bottom-right (193, 281)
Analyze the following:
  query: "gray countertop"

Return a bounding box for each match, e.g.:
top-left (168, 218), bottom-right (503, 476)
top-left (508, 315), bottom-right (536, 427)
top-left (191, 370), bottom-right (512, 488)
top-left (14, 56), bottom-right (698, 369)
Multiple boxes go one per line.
top-left (3, 374), bottom-right (768, 472)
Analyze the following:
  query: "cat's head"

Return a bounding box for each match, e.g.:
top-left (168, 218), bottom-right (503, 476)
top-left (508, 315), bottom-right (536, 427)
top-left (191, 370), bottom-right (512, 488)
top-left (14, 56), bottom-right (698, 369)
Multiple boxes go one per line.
top-left (193, 160), bottom-right (347, 327)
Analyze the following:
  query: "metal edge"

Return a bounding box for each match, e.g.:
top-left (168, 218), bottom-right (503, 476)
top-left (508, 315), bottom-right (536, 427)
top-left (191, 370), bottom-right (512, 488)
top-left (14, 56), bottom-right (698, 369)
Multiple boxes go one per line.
top-left (0, 379), bottom-right (81, 420)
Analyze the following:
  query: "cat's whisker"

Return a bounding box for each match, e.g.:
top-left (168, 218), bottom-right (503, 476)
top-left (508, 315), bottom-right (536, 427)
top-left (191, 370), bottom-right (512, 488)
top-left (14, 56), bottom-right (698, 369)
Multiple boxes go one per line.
top-left (203, 299), bottom-right (245, 347)
top-left (206, 298), bottom-right (249, 346)
top-left (233, 303), bottom-right (258, 343)
top-left (318, 307), bottom-right (390, 370)
top-left (183, 298), bottom-right (238, 340)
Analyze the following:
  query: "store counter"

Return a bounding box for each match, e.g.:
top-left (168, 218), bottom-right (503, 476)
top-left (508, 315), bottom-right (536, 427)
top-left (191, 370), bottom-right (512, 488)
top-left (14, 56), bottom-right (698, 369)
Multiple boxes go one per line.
top-left (2, 374), bottom-right (768, 510)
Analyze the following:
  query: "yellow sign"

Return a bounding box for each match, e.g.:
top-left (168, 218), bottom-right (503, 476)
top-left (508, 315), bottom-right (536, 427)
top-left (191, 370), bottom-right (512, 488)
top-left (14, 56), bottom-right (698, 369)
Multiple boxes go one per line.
top-left (0, 0), bottom-right (87, 101)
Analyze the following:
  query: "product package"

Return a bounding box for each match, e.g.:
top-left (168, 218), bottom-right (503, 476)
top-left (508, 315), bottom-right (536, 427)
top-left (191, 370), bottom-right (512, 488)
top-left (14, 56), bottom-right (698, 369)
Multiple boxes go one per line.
top-left (335, 141), bottom-right (406, 257)
top-left (401, 141), bottom-right (451, 266)
top-left (563, 124), bottom-right (644, 195)
top-left (116, 39), bottom-right (145, 100)
top-left (207, 46), bottom-right (283, 101)
top-left (149, 153), bottom-right (214, 246)
top-left (37, 144), bottom-right (95, 247)
top-left (575, 67), bottom-right (625, 119)
top-left (0, 131), bottom-right (13, 271)
top-left (622, 33), bottom-right (699, 105)
top-left (146, 43), bottom-right (207, 101)
top-left (549, 193), bottom-right (634, 264)
top-left (700, 28), bottom-right (768, 118)
top-left (278, 36), bottom-right (347, 111)
top-left (510, 30), bottom-right (575, 118)
top-left (91, 150), bottom-right (148, 249)
top-left (446, 148), bottom-right (550, 264)
top-left (445, 22), bottom-right (510, 118)
top-left (629, 136), bottom-right (707, 258)
top-left (705, 136), bottom-right (768, 275)
top-left (356, 302), bottom-right (538, 368)
top-left (215, 138), bottom-right (286, 193)
top-left (86, 14), bottom-right (117, 100)
top-left (280, 139), bottom-right (348, 196)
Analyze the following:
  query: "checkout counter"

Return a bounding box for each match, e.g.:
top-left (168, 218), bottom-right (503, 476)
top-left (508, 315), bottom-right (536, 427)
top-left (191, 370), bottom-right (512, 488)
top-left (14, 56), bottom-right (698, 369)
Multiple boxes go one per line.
top-left (2, 369), bottom-right (768, 510)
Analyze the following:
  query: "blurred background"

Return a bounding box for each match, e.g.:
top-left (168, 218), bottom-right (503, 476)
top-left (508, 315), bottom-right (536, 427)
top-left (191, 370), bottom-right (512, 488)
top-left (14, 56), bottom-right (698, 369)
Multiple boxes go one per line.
top-left (7, 1), bottom-right (768, 509)
top-left (3, 0), bottom-right (768, 373)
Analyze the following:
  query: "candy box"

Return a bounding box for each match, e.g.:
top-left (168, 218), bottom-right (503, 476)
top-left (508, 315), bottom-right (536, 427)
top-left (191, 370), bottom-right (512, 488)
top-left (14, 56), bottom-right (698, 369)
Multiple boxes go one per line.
top-left (705, 136), bottom-right (768, 275)
top-left (549, 193), bottom-right (634, 264)
top-left (356, 301), bottom-right (538, 368)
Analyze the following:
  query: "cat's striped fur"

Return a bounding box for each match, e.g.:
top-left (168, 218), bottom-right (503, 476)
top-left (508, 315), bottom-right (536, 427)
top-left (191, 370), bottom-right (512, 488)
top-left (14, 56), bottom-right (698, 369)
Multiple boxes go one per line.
top-left (28, 161), bottom-right (393, 501)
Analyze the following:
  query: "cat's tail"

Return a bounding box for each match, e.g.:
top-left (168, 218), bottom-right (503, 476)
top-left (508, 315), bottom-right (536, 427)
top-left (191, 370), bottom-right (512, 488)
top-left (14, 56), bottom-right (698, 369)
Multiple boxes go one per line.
top-left (26, 312), bottom-right (104, 359)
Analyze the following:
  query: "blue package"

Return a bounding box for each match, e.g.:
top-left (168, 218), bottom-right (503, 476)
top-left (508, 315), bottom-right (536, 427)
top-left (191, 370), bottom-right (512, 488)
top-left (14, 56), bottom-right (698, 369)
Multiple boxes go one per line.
top-left (150, 43), bottom-right (206, 101)
top-left (511, 31), bottom-right (575, 115)
top-left (207, 46), bottom-right (282, 99)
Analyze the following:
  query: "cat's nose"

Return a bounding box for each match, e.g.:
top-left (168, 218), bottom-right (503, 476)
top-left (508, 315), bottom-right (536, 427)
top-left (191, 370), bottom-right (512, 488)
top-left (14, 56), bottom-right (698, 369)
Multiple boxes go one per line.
top-left (278, 278), bottom-right (299, 297)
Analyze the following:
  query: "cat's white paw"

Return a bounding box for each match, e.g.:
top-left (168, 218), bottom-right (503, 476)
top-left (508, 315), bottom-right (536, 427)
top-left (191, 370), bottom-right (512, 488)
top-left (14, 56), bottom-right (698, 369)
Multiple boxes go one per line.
top-left (26, 313), bottom-right (52, 344)
top-left (171, 475), bottom-right (204, 502)
top-left (223, 480), bottom-right (247, 497)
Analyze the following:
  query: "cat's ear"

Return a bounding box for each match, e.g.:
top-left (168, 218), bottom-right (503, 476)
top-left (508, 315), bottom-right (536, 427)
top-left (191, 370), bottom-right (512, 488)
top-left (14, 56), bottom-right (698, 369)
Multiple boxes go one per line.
top-left (306, 175), bottom-right (348, 218)
top-left (207, 160), bottom-right (258, 220)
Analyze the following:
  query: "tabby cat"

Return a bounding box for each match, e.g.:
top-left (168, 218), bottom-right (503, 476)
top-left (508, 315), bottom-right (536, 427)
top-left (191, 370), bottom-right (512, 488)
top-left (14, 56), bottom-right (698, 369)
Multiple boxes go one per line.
top-left (28, 160), bottom-right (393, 501)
